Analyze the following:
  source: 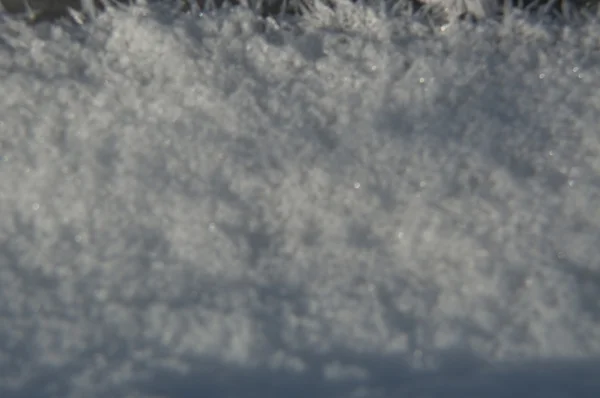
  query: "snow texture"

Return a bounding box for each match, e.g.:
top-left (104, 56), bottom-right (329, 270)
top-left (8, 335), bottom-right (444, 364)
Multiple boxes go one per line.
top-left (0, 1), bottom-right (599, 397)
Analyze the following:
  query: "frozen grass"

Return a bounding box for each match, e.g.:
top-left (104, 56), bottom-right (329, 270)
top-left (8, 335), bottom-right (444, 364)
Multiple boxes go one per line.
top-left (0, 1), bottom-right (600, 397)
top-left (1, 0), bottom-right (599, 23)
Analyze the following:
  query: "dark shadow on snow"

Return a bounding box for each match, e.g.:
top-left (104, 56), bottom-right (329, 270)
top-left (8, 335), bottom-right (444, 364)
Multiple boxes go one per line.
top-left (132, 353), bottom-right (600, 397)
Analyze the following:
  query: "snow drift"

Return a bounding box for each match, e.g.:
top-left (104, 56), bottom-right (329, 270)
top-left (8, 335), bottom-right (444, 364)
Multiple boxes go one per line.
top-left (0, 2), bottom-right (599, 397)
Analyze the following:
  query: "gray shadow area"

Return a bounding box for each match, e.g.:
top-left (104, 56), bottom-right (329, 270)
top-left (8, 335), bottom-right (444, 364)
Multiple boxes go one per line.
top-left (132, 355), bottom-right (600, 398)
top-left (3, 352), bottom-right (598, 397)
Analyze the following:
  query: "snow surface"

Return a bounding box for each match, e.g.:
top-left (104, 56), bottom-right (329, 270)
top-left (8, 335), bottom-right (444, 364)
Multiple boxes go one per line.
top-left (0, 2), bottom-right (600, 397)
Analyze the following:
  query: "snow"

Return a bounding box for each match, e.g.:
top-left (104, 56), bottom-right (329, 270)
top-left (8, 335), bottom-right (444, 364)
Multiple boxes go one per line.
top-left (0, 2), bottom-right (599, 397)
